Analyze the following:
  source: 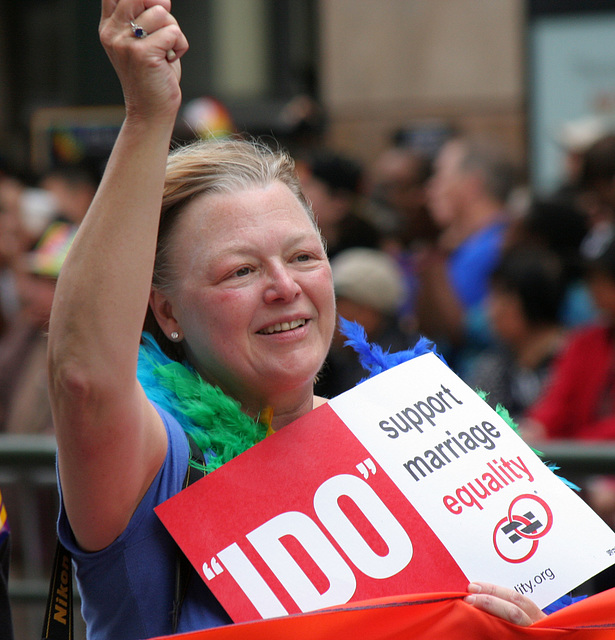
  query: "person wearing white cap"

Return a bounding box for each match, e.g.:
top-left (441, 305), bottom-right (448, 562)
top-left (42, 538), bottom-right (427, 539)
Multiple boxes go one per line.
top-left (315, 248), bottom-right (412, 398)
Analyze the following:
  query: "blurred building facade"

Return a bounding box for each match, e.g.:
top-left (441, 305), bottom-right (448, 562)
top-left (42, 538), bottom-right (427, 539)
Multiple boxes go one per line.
top-left (0, 1), bottom-right (614, 182)
top-left (0, 0), bottom-right (522, 171)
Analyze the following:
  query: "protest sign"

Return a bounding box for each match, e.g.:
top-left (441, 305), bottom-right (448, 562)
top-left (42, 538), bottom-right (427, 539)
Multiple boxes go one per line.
top-left (155, 353), bottom-right (615, 623)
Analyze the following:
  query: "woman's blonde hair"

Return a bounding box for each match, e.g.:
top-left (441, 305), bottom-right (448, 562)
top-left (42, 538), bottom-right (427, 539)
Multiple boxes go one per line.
top-left (145, 137), bottom-right (318, 359)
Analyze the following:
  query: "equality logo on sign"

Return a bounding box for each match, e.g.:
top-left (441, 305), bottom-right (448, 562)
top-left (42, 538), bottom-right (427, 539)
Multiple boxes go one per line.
top-left (492, 494), bottom-right (554, 564)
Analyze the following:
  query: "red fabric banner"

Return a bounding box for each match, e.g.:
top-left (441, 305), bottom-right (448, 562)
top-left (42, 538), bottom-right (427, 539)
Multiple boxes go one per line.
top-left (150, 588), bottom-right (615, 640)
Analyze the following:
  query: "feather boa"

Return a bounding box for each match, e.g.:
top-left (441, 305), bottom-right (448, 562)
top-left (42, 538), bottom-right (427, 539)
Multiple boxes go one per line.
top-left (138, 332), bottom-right (268, 472)
top-left (138, 320), bottom-right (579, 490)
top-left (338, 317), bottom-right (580, 492)
top-left (337, 317), bottom-right (448, 378)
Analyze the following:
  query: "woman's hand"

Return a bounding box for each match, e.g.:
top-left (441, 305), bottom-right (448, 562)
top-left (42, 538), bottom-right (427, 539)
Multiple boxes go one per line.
top-left (464, 582), bottom-right (546, 626)
top-left (99, 0), bottom-right (189, 121)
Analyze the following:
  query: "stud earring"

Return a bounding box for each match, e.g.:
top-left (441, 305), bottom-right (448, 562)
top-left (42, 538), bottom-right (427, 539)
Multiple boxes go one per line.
top-left (170, 331), bottom-right (179, 341)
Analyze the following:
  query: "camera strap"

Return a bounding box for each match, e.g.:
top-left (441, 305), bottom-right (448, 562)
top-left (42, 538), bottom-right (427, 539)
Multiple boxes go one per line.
top-left (41, 434), bottom-right (205, 640)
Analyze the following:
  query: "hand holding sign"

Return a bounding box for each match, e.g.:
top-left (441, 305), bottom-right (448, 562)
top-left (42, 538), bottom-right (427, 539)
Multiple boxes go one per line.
top-left (465, 582), bottom-right (546, 625)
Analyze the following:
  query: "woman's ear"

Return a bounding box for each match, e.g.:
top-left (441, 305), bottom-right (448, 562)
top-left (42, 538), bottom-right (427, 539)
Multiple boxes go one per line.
top-left (149, 288), bottom-right (183, 342)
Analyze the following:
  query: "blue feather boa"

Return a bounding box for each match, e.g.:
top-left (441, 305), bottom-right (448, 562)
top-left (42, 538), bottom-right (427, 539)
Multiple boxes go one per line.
top-left (338, 316), bottom-right (448, 380)
top-left (138, 332), bottom-right (267, 472)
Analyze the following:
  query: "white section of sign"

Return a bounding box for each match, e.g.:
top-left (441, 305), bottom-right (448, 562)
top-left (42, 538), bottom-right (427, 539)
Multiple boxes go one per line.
top-left (329, 353), bottom-right (615, 608)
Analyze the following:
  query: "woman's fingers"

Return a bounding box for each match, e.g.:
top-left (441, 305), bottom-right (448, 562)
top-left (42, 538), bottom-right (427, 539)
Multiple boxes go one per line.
top-left (102, 0), bottom-right (171, 24)
top-left (101, 0), bottom-right (187, 57)
top-left (143, 0), bottom-right (172, 13)
top-left (464, 581), bottom-right (546, 626)
top-left (127, 6), bottom-right (189, 67)
top-left (127, 4), bottom-right (175, 39)
top-left (101, 0), bottom-right (119, 21)
top-left (99, 0), bottom-right (188, 118)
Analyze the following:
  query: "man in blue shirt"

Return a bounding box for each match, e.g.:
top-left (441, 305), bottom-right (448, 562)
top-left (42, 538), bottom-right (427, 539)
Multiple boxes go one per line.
top-left (416, 135), bottom-right (518, 375)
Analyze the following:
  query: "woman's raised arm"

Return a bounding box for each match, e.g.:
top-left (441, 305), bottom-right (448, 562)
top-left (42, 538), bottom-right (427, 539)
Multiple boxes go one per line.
top-left (47, 0), bottom-right (189, 551)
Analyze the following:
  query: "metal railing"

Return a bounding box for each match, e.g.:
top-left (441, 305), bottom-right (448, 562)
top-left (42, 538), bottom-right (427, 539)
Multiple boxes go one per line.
top-left (0, 435), bottom-right (57, 601)
top-left (535, 442), bottom-right (615, 476)
top-left (0, 434), bottom-right (57, 466)
top-left (0, 435), bottom-right (612, 475)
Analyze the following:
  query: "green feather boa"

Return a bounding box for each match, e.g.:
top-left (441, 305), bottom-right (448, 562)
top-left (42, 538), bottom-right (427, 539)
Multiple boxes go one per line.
top-left (138, 333), bottom-right (268, 472)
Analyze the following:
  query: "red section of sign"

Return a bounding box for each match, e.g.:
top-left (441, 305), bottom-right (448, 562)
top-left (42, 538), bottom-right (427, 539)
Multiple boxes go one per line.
top-left (156, 403), bottom-right (468, 623)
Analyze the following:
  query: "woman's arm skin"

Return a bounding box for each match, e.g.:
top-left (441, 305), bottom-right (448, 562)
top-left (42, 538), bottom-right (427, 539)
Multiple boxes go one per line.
top-left (47, 0), bottom-right (189, 552)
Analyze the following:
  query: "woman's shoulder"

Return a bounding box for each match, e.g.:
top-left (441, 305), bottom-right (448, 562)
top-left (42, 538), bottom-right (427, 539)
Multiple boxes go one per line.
top-left (150, 401), bottom-right (191, 482)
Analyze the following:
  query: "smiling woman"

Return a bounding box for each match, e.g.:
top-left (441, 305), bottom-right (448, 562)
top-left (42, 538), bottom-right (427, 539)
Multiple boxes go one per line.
top-left (146, 147), bottom-right (335, 421)
top-left (50, 144), bottom-right (335, 639)
top-left (46, 2), bottom-right (546, 638)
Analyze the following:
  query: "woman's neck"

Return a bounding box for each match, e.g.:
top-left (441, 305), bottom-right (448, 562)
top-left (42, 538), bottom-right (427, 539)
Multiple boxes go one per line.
top-left (269, 392), bottom-right (319, 432)
top-left (232, 383), bottom-right (319, 433)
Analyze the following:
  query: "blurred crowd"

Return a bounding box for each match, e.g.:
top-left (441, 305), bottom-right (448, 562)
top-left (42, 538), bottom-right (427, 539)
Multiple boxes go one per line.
top-left (4, 114), bottom-right (615, 443)
top-left (3, 109), bottom-right (615, 606)
top-left (0, 164), bottom-right (96, 435)
top-left (0, 161), bottom-right (98, 636)
top-left (294, 121), bottom-right (615, 453)
top-left (4, 116), bottom-right (615, 437)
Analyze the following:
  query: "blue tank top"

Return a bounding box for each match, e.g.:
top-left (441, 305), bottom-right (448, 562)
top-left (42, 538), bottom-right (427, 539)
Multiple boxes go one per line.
top-left (57, 403), bottom-right (231, 640)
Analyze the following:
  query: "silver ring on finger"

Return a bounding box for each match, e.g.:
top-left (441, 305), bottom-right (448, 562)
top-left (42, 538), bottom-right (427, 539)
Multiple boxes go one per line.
top-left (130, 21), bottom-right (148, 39)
